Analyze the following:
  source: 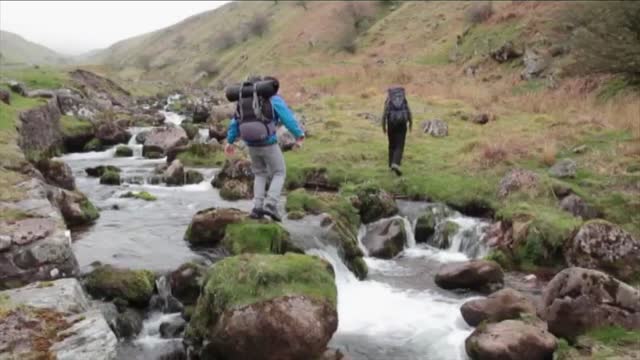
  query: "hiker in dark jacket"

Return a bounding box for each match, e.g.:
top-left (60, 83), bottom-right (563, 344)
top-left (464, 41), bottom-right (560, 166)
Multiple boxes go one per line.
top-left (224, 77), bottom-right (304, 221)
top-left (382, 87), bottom-right (412, 176)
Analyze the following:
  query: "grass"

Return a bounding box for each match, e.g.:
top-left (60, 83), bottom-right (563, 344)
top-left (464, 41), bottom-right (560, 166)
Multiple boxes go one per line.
top-left (222, 221), bottom-right (300, 255)
top-left (60, 115), bottom-right (93, 137)
top-left (0, 66), bottom-right (69, 90)
top-left (587, 326), bottom-right (640, 347)
top-left (176, 144), bottom-right (225, 167)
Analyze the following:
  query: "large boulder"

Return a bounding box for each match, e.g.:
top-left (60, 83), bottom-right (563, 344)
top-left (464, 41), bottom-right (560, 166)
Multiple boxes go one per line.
top-left (48, 187), bottom-right (100, 227)
top-left (460, 288), bottom-right (536, 326)
top-left (497, 168), bottom-right (539, 198)
top-left (100, 169), bottom-right (121, 186)
top-left (114, 145), bottom-right (133, 157)
top-left (36, 159), bottom-right (76, 190)
top-left (353, 185), bottom-right (398, 224)
top-left (18, 97), bottom-right (63, 158)
top-left (164, 159), bottom-right (185, 186)
top-left (549, 158), bottom-right (577, 178)
top-left (184, 253), bottom-right (338, 360)
top-left (184, 208), bottom-right (246, 245)
top-left (169, 262), bottom-right (206, 306)
top-left (540, 267), bottom-right (640, 341)
top-left (142, 126), bottom-right (188, 157)
top-left (465, 320), bottom-right (557, 360)
top-left (56, 91), bottom-right (100, 121)
top-left (422, 119), bottom-right (448, 137)
top-left (84, 265), bottom-right (156, 307)
top-left (435, 260), bottom-right (504, 294)
top-left (222, 221), bottom-right (302, 255)
top-left (361, 217), bottom-right (407, 259)
top-left (95, 122), bottom-right (131, 146)
top-left (565, 220), bottom-right (640, 281)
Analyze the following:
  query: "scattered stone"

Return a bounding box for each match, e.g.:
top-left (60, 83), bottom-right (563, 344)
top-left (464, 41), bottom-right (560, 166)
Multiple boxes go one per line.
top-left (490, 41), bottom-right (522, 63)
top-left (435, 260), bottom-right (504, 294)
top-left (540, 267), bottom-right (640, 341)
top-left (422, 119), bottom-right (448, 137)
top-left (460, 288), bottom-right (536, 326)
top-left (565, 220), bottom-right (640, 281)
top-left (559, 194), bottom-right (599, 219)
top-left (164, 160), bottom-right (185, 186)
top-left (361, 217), bottom-right (407, 259)
top-left (465, 320), bottom-right (557, 360)
top-left (84, 265), bottom-right (155, 307)
top-left (353, 185), bottom-right (398, 224)
top-left (85, 165), bottom-right (121, 178)
top-left (549, 158), bottom-right (577, 178)
top-left (184, 254), bottom-right (338, 360)
top-left (120, 191), bottom-right (157, 201)
top-left (552, 183), bottom-right (572, 198)
top-left (114, 145), bottom-right (133, 157)
top-left (498, 168), bottom-right (539, 198)
top-left (184, 207), bottom-right (246, 245)
top-left (0, 89), bottom-right (10, 104)
top-left (36, 159), bottom-right (76, 191)
top-left (212, 158), bottom-right (254, 199)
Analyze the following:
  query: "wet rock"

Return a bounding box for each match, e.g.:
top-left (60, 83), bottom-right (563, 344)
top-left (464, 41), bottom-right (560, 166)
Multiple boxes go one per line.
top-left (521, 48), bottom-right (549, 80)
top-left (135, 130), bottom-right (149, 144)
top-left (490, 41), bottom-right (522, 63)
top-left (184, 207), bottom-right (246, 245)
top-left (48, 187), bottom-right (100, 227)
top-left (149, 293), bottom-right (184, 314)
top-left (211, 158), bottom-right (253, 187)
top-left (559, 194), bottom-right (599, 219)
top-left (465, 319), bottom-right (557, 360)
top-left (85, 165), bottom-right (121, 178)
top-left (497, 168), bottom-right (539, 198)
top-left (83, 138), bottom-right (104, 152)
top-left (185, 169), bottom-right (204, 185)
top-left (565, 220), bottom-right (640, 282)
top-left (114, 308), bottom-right (144, 339)
top-left (35, 159), bottom-right (76, 190)
top-left (220, 179), bottom-right (251, 200)
top-left (84, 265), bottom-right (155, 307)
top-left (460, 288), bottom-right (536, 326)
top-left (164, 160), bottom-right (185, 186)
top-left (185, 254), bottom-right (337, 360)
top-left (435, 260), bottom-right (504, 294)
top-left (95, 122), bottom-right (131, 146)
top-left (549, 158), bottom-right (577, 178)
top-left (114, 145), bottom-right (133, 157)
top-left (192, 104), bottom-right (210, 123)
top-left (169, 262), bottom-right (206, 306)
top-left (429, 220), bottom-right (460, 249)
top-left (19, 97), bottom-right (63, 158)
top-left (0, 89), bottom-right (11, 104)
top-left (100, 169), bottom-right (121, 186)
top-left (180, 121), bottom-right (199, 140)
top-left (422, 119), bottom-right (448, 137)
top-left (8, 80), bottom-right (27, 96)
top-left (540, 267), bottom-right (640, 341)
top-left (143, 126), bottom-right (189, 157)
top-left (361, 218), bottom-right (407, 259)
top-left (353, 185), bottom-right (398, 224)
top-left (414, 204), bottom-right (454, 243)
top-left (160, 316), bottom-right (187, 339)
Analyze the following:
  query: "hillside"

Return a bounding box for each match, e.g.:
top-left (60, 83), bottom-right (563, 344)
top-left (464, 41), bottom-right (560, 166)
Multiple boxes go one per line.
top-left (0, 30), bottom-right (68, 65)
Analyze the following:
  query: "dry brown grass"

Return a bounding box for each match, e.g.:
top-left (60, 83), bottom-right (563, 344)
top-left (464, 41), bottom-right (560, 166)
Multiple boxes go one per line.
top-left (541, 141), bottom-right (558, 167)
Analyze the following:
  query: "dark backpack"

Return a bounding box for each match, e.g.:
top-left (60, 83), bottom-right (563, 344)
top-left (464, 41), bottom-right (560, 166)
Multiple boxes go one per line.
top-left (231, 79), bottom-right (277, 143)
top-left (384, 87), bottom-right (411, 127)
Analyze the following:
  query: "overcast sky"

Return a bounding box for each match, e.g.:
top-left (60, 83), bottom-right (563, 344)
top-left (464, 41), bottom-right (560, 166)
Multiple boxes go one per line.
top-left (0, 1), bottom-right (229, 55)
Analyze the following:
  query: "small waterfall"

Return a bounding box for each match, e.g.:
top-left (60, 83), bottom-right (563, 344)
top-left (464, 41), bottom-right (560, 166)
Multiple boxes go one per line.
top-left (447, 216), bottom-right (490, 259)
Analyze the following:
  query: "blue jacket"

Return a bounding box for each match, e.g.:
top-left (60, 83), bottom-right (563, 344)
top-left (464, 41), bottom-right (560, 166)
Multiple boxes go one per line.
top-left (226, 95), bottom-right (305, 147)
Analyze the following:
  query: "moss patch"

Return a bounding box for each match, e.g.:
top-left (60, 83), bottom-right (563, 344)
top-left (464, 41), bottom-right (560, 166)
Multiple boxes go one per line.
top-left (114, 145), bottom-right (133, 157)
top-left (79, 197), bottom-right (100, 223)
top-left (176, 143), bottom-right (224, 167)
top-left (60, 115), bottom-right (93, 137)
top-left (120, 191), bottom-right (157, 201)
top-left (100, 170), bottom-right (121, 186)
top-left (84, 265), bottom-right (155, 307)
top-left (187, 253), bottom-right (337, 340)
top-left (83, 138), bottom-right (103, 152)
top-left (222, 221), bottom-right (301, 255)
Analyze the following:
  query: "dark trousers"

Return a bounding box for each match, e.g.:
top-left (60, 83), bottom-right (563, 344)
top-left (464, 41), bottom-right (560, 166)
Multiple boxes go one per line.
top-left (387, 124), bottom-right (407, 167)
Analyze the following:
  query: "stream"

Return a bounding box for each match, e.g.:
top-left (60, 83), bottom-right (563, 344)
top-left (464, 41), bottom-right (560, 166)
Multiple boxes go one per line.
top-left (59, 103), bottom-right (492, 360)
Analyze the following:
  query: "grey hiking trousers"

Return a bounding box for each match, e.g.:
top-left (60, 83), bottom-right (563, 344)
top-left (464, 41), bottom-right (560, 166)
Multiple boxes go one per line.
top-left (247, 144), bottom-right (286, 209)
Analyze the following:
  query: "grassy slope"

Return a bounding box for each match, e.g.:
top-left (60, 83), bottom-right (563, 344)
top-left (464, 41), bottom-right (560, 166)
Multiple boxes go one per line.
top-left (0, 30), bottom-right (68, 65)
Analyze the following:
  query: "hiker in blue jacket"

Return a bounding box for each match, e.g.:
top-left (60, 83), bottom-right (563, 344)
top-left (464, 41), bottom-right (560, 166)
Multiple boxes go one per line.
top-left (224, 77), bottom-right (304, 221)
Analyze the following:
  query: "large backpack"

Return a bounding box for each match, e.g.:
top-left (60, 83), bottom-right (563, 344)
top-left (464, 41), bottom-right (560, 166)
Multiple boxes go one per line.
top-left (384, 87), bottom-right (410, 127)
top-left (227, 78), bottom-right (279, 143)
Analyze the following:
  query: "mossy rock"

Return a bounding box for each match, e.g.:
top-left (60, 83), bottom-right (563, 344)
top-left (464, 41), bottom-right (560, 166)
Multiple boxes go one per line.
top-left (430, 220), bottom-right (460, 249)
top-left (84, 265), bottom-right (156, 307)
top-left (415, 203), bottom-right (454, 243)
top-left (100, 170), bottom-right (121, 186)
top-left (185, 170), bottom-right (204, 185)
top-left (83, 138), bottom-right (104, 152)
top-left (181, 122), bottom-right (199, 140)
top-left (186, 253), bottom-right (337, 341)
top-left (145, 151), bottom-right (164, 159)
top-left (285, 189), bottom-right (324, 214)
top-left (219, 180), bottom-right (251, 200)
top-left (85, 165), bottom-right (121, 178)
top-left (354, 184), bottom-right (399, 224)
top-left (114, 145), bottom-right (133, 157)
top-left (222, 221), bottom-right (302, 255)
top-left (184, 207), bottom-right (246, 245)
top-left (78, 196), bottom-right (100, 224)
top-left (120, 191), bottom-right (157, 201)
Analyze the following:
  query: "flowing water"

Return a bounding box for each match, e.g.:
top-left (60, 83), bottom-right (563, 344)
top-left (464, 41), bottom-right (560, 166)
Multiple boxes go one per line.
top-left (59, 103), bottom-right (491, 360)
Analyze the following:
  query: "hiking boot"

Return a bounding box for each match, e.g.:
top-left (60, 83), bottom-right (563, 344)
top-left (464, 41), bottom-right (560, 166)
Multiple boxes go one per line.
top-left (249, 207), bottom-right (264, 220)
top-left (391, 164), bottom-right (403, 176)
top-left (263, 203), bottom-right (282, 222)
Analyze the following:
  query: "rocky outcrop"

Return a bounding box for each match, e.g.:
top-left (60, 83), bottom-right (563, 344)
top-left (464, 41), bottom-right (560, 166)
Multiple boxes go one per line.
top-left (211, 158), bottom-right (254, 200)
top-left (565, 220), bottom-right (640, 281)
top-left (465, 319), bottom-right (557, 360)
top-left (352, 185), bottom-right (398, 224)
top-left (184, 207), bottom-right (246, 245)
top-left (0, 177), bottom-right (79, 290)
top-left (422, 119), bottom-right (449, 137)
top-left (540, 267), bottom-right (640, 341)
top-left (18, 97), bottom-right (63, 158)
top-left (549, 158), bottom-right (577, 178)
top-left (361, 217), bottom-right (407, 259)
top-left (460, 288), bottom-right (536, 326)
top-left (185, 253), bottom-right (338, 360)
top-left (497, 168), bottom-right (539, 198)
top-left (84, 265), bottom-right (156, 307)
top-left (435, 260), bottom-right (504, 294)
top-left (70, 69), bottom-right (131, 108)
top-left (0, 278), bottom-right (118, 359)
top-left (95, 121), bottom-right (131, 146)
top-left (56, 90), bottom-right (101, 121)
top-left (35, 159), bottom-right (76, 190)
top-left (142, 126), bottom-right (188, 158)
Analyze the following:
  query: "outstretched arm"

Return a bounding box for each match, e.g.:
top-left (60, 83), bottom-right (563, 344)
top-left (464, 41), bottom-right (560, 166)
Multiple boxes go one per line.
top-left (226, 118), bottom-right (240, 144)
top-left (271, 95), bottom-right (305, 139)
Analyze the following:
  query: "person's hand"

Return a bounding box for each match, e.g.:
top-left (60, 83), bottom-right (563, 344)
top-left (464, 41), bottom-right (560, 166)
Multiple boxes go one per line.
top-left (224, 143), bottom-right (235, 157)
top-left (293, 137), bottom-right (304, 151)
